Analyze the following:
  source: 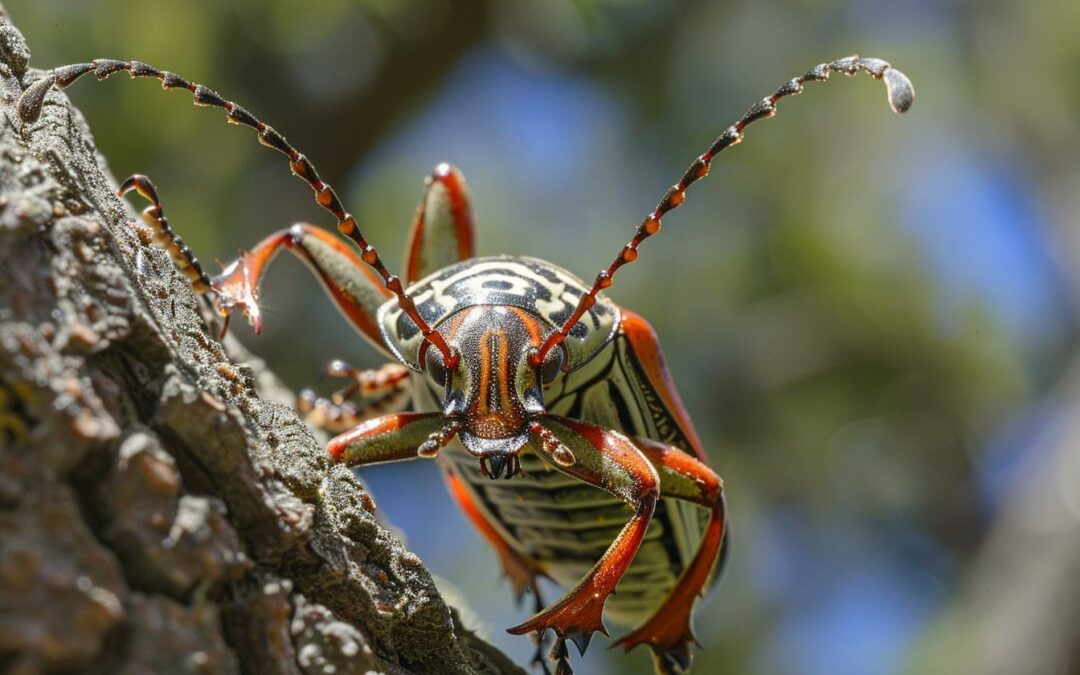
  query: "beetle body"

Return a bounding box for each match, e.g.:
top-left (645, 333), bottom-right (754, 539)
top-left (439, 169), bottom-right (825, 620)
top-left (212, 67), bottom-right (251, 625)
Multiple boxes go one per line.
top-left (395, 256), bottom-right (713, 626)
top-left (18, 54), bottom-right (913, 675)
top-left (211, 170), bottom-right (730, 675)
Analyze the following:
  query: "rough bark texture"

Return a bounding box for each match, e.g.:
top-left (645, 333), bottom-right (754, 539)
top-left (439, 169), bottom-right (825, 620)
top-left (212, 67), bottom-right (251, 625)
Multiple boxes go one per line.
top-left (0, 9), bottom-right (521, 675)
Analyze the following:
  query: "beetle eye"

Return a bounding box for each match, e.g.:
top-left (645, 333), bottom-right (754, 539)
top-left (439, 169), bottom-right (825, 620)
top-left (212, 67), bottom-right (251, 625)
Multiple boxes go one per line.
top-left (539, 347), bottom-right (564, 384)
top-left (424, 347), bottom-right (448, 386)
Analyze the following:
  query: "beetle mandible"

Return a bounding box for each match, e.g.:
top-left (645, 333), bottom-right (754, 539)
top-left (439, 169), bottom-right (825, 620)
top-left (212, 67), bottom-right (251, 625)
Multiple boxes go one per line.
top-left (18, 54), bottom-right (913, 675)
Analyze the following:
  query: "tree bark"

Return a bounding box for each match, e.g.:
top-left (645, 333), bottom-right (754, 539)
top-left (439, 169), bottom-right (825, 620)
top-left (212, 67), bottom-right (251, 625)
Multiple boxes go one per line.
top-left (0, 8), bottom-right (521, 675)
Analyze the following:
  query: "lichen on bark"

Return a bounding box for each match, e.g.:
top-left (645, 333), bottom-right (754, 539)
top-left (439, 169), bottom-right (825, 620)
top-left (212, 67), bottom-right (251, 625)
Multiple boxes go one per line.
top-left (0, 7), bottom-right (521, 674)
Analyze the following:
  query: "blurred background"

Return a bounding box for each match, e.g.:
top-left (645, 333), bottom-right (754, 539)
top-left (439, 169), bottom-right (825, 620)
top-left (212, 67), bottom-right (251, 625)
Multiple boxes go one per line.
top-left (8, 1), bottom-right (1079, 673)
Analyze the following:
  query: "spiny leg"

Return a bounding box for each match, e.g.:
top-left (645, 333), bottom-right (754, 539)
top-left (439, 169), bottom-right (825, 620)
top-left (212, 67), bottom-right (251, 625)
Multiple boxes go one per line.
top-left (298, 362), bottom-right (412, 435)
top-left (18, 59), bottom-right (458, 367)
top-left (512, 416), bottom-right (661, 674)
top-left (404, 163), bottom-right (476, 285)
top-left (613, 309), bottom-right (729, 673)
top-left (214, 161), bottom-right (475, 336)
top-left (614, 437), bottom-right (727, 675)
top-left (530, 55), bottom-right (915, 369)
top-left (210, 223), bottom-right (392, 350)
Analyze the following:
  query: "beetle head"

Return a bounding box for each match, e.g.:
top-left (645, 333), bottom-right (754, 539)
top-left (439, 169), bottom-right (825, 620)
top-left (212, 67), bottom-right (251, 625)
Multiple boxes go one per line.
top-left (422, 305), bottom-right (563, 477)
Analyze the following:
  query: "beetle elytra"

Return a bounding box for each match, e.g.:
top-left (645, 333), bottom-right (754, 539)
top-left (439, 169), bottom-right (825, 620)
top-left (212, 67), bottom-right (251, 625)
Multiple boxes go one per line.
top-left (18, 54), bottom-right (913, 675)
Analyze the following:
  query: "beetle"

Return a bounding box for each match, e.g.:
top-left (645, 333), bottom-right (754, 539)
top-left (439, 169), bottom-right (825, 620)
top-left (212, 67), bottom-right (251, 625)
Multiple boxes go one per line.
top-left (18, 54), bottom-right (913, 675)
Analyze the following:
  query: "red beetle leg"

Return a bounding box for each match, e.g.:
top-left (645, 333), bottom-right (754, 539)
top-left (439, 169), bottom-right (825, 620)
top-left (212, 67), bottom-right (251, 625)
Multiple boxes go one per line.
top-left (443, 467), bottom-right (548, 604)
top-left (404, 163), bottom-right (475, 285)
top-left (327, 412), bottom-right (448, 465)
top-left (321, 361), bottom-right (411, 404)
top-left (510, 416), bottom-right (659, 663)
top-left (614, 436), bottom-right (728, 675)
top-left (211, 224), bottom-right (392, 351)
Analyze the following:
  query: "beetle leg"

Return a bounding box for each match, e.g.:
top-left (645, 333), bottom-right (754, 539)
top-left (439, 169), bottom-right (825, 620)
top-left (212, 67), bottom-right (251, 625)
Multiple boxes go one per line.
top-left (298, 362), bottom-right (412, 435)
top-left (211, 224), bottom-right (392, 351)
top-left (118, 174), bottom-right (214, 295)
top-left (327, 412), bottom-right (450, 465)
top-left (404, 163), bottom-right (475, 285)
top-left (614, 436), bottom-right (728, 675)
top-left (318, 361), bottom-right (411, 405)
top-left (509, 416), bottom-right (660, 670)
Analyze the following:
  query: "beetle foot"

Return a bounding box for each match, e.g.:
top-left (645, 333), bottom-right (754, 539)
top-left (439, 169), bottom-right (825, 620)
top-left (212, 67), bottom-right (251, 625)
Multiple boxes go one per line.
top-left (509, 593), bottom-right (607, 675)
top-left (614, 608), bottom-right (698, 675)
top-left (507, 589), bottom-right (609, 655)
top-left (210, 252), bottom-right (262, 333)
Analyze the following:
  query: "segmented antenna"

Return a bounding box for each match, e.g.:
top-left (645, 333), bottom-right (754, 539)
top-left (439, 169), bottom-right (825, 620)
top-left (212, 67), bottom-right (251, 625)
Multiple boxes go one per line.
top-left (18, 59), bottom-right (459, 368)
top-left (529, 55), bottom-right (915, 369)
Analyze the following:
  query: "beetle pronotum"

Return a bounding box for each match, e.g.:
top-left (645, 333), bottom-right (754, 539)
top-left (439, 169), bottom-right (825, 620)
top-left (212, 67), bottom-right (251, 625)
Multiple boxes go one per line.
top-left (18, 54), bottom-right (913, 675)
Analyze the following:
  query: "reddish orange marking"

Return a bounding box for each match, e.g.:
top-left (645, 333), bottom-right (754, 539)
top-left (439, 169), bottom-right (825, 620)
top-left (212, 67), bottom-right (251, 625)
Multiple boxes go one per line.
top-left (496, 329), bottom-right (512, 412)
top-left (444, 469), bottom-right (545, 599)
top-left (455, 307), bottom-right (545, 438)
top-left (473, 327), bottom-right (522, 438)
top-left (508, 306), bottom-right (545, 346)
top-left (619, 308), bottom-right (708, 462)
top-left (295, 226), bottom-right (392, 345)
top-left (438, 164), bottom-right (475, 263)
top-left (439, 310), bottom-right (468, 341)
top-left (476, 329), bottom-right (493, 416)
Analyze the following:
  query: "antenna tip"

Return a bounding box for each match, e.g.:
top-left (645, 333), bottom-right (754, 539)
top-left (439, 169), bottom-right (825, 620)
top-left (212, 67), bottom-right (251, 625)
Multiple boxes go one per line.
top-left (883, 66), bottom-right (915, 114)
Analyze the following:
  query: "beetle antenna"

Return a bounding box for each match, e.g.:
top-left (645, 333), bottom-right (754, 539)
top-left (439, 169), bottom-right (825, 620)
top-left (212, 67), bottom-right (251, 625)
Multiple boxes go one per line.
top-left (529, 55), bottom-right (914, 369)
top-left (18, 60), bottom-right (459, 367)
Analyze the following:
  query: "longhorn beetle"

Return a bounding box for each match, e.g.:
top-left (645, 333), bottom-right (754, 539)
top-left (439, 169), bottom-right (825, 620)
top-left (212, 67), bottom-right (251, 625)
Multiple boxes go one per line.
top-left (18, 54), bottom-right (913, 675)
